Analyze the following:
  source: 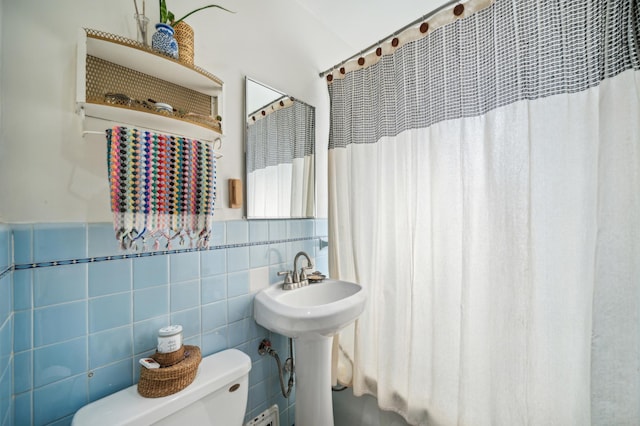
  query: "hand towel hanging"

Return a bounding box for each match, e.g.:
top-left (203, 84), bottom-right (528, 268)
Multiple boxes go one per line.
top-left (106, 125), bottom-right (216, 250)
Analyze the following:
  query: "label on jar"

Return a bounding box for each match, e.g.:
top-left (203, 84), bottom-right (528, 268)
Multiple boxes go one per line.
top-left (157, 325), bottom-right (183, 354)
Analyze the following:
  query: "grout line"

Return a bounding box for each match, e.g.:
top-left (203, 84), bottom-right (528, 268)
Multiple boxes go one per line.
top-left (129, 257), bottom-right (135, 384)
top-left (84, 227), bottom-right (91, 403)
top-left (11, 236), bottom-right (328, 272)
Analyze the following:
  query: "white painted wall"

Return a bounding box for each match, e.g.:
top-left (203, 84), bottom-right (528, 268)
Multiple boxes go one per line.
top-left (0, 0), bottom-right (339, 222)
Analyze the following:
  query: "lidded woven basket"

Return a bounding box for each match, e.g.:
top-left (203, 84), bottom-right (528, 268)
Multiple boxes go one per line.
top-left (138, 345), bottom-right (201, 398)
top-left (173, 21), bottom-right (194, 65)
top-left (152, 344), bottom-right (186, 367)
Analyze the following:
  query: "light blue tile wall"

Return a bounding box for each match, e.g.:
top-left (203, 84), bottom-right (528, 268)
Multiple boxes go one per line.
top-left (9, 219), bottom-right (328, 426)
top-left (0, 223), bottom-right (13, 426)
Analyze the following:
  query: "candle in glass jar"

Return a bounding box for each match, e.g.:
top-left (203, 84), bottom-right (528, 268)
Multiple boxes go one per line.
top-left (157, 325), bottom-right (183, 354)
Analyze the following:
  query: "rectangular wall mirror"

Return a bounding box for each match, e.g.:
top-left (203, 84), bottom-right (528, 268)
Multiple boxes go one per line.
top-left (245, 77), bottom-right (316, 219)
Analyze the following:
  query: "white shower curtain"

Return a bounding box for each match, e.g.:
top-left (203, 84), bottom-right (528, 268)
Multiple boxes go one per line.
top-left (327, 0), bottom-right (639, 425)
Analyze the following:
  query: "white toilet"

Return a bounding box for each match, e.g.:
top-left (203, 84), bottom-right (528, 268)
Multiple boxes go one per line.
top-left (72, 348), bottom-right (252, 426)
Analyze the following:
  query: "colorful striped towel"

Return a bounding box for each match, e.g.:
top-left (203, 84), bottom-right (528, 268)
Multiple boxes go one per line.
top-left (106, 126), bottom-right (216, 250)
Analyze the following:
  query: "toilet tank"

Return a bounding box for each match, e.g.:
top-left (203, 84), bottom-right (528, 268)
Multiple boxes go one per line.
top-left (72, 349), bottom-right (252, 426)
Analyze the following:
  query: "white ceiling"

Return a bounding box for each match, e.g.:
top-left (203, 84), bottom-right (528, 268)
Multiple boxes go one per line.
top-left (292, 0), bottom-right (454, 72)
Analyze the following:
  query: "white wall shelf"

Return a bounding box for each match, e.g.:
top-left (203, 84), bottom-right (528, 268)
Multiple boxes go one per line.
top-left (76, 28), bottom-right (224, 142)
top-left (79, 103), bottom-right (219, 142)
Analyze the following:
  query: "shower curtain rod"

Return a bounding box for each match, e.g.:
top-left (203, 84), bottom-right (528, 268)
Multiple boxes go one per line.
top-left (318, 0), bottom-right (462, 78)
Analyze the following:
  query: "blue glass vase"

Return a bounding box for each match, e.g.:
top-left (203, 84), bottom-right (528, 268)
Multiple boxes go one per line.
top-left (151, 23), bottom-right (179, 59)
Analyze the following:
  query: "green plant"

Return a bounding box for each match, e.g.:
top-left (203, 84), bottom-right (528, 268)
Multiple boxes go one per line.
top-left (159, 0), bottom-right (234, 26)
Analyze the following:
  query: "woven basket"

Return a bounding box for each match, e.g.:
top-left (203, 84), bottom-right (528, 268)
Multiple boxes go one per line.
top-left (152, 345), bottom-right (186, 367)
top-left (173, 21), bottom-right (194, 65)
top-left (138, 345), bottom-right (201, 398)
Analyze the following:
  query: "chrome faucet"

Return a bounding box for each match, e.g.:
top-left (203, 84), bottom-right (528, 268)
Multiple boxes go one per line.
top-left (279, 251), bottom-right (313, 290)
top-left (293, 251), bottom-right (313, 285)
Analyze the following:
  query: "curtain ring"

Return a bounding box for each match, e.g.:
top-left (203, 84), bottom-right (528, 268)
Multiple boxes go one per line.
top-left (213, 137), bottom-right (223, 150)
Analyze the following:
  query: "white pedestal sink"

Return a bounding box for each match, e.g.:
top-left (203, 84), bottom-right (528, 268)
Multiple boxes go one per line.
top-left (254, 279), bottom-right (366, 426)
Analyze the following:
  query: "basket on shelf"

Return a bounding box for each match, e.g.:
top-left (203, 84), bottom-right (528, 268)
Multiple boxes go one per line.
top-left (138, 345), bottom-right (201, 398)
top-left (173, 21), bottom-right (195, 65)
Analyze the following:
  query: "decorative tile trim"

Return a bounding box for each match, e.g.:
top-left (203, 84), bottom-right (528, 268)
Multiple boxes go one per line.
top-left (12, 236), bottom-right (327, 271)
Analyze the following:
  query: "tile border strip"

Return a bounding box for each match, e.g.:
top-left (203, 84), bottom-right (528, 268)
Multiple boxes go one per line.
top-left (11, 235), bottom-right (328, 271)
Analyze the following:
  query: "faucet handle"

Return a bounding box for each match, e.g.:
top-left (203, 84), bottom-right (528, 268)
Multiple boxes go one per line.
top-left (277, 270), bottom-right (293, 284)
top-left (299, 264), bottom-right (314, 281)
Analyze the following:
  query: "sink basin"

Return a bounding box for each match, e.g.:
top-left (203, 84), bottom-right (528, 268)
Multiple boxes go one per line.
top-left (253, 279), bottom-right (366, 338)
